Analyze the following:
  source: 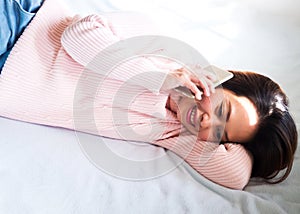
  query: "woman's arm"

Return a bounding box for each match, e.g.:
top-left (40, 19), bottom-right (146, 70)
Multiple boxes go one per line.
top-left (193, 142), bottom-right (253, 190)
top-left (156, 136), bottom-right (253, 190)
top-left (61, 14), bottom-right (215, 96)
top-left (61, 13), bottom-right (178, 94)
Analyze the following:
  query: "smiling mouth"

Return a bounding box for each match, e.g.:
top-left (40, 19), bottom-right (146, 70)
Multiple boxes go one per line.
top-left (187, 105), bottom-right (197, 127)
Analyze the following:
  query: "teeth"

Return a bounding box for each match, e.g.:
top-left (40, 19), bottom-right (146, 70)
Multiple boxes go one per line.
top-left (190, 107), bottom-right (196, 127)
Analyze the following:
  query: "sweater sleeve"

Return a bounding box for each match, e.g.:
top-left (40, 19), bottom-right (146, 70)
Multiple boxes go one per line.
top-left (61, 14), bottom-right (182, 94)
top-left (155, 135), bottom-right (253, 190)
top-left (193, 142), bottom-right (253, 190)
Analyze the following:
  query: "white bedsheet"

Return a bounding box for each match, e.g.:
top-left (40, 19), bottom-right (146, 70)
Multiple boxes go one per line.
top-left (1, 0), bottom-right (300, 213)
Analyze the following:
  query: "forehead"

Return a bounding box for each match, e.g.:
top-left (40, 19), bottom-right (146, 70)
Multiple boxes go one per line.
top-left (223, 89), bottom-right (259, 142)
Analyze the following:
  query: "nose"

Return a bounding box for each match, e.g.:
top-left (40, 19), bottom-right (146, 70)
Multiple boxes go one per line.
top-left (200, 112), bottom-right (224, 129)
top-left (200, 112), bottom-right (211, 128)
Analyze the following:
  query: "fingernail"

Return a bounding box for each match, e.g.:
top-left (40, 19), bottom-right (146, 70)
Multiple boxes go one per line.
top-left (196, 94), bottom-right (202, 100)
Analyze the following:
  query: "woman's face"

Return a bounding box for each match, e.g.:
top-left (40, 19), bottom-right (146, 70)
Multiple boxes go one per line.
top-left (176, 88), bottom-right (259, 143)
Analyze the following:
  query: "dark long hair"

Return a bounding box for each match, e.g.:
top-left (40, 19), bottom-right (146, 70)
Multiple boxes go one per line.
top-left (222, 71), bottom-right (298, 183)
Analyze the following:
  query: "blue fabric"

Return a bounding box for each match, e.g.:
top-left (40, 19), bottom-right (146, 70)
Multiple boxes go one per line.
top-left (0, 0), bottom-right (44, 73)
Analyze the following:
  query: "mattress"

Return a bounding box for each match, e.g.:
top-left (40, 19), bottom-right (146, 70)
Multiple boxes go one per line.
top-left (0, 0), bottom-right (299, 213)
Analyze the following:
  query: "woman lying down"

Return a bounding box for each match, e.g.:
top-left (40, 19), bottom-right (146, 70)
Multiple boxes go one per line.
top-left (0, 0), bottom-right (297, 190)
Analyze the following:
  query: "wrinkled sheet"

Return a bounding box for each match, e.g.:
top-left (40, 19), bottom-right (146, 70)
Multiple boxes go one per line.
top-left (0, 0), bottom-right (299, 213)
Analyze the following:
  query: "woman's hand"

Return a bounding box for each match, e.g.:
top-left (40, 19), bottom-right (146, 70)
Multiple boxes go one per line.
top-left (162, 65), bottom-right (216, 100)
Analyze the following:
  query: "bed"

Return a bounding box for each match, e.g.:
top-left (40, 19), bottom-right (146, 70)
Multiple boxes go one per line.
top-left (0, 0), bottom-right (299, 213)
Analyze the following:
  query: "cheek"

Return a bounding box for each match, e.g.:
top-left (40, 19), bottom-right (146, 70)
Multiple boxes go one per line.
top-left (197, 129), bottom-right (210, 141)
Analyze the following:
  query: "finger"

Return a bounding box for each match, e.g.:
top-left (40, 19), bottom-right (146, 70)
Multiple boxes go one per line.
top-left (200, 79), bottom-right (210, 97)
top-left (203, 76), bottom-right (216, 94)
top-left (184, 81), bottom-right (204, 100)
top-left (176, 68), bottom-right (212, 97)
top-left (187, 67), bottom-right (217, 95)
top-left (198, 75), bottom-right (216, 94)
top-left (182, 77), bottom-right (203, 100)
top-left (208, 79), bottom-right (216, 93)
top-left (190, 75), bottom-right (211, 96)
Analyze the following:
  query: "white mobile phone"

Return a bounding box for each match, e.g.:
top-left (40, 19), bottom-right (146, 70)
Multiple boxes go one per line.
top-left (205, 65), bottom-right (234, 88)
top-left (174, 65), bottom-right (234, 98)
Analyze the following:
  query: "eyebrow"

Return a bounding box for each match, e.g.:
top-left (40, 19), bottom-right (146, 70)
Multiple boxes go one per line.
top-left (224, 100), bottom-right (232, 142)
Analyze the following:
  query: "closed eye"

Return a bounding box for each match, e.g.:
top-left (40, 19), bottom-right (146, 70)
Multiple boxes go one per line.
top-left (216, 127), bottom-right (222, 141)
top-left (218, 102), bottom-right (224, 118)
top-left (215, 101), bottom-right (226, 142)
top-left (224, 99), bottom-right (232, 142)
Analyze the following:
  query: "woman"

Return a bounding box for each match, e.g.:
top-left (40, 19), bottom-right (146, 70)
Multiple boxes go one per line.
top-left (0, 0), bottom-right (297, 190)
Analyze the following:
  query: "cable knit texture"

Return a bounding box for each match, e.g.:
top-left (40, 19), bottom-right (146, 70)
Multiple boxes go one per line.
top-left (0, 0), bottom-right (252, 190)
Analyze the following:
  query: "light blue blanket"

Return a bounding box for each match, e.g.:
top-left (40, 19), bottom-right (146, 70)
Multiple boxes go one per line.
top-left (0, 0), bottom-right (43, 73)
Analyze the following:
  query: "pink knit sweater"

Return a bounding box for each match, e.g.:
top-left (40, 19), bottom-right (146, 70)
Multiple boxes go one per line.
top-left (0, 0), bottom-right (252, 189)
